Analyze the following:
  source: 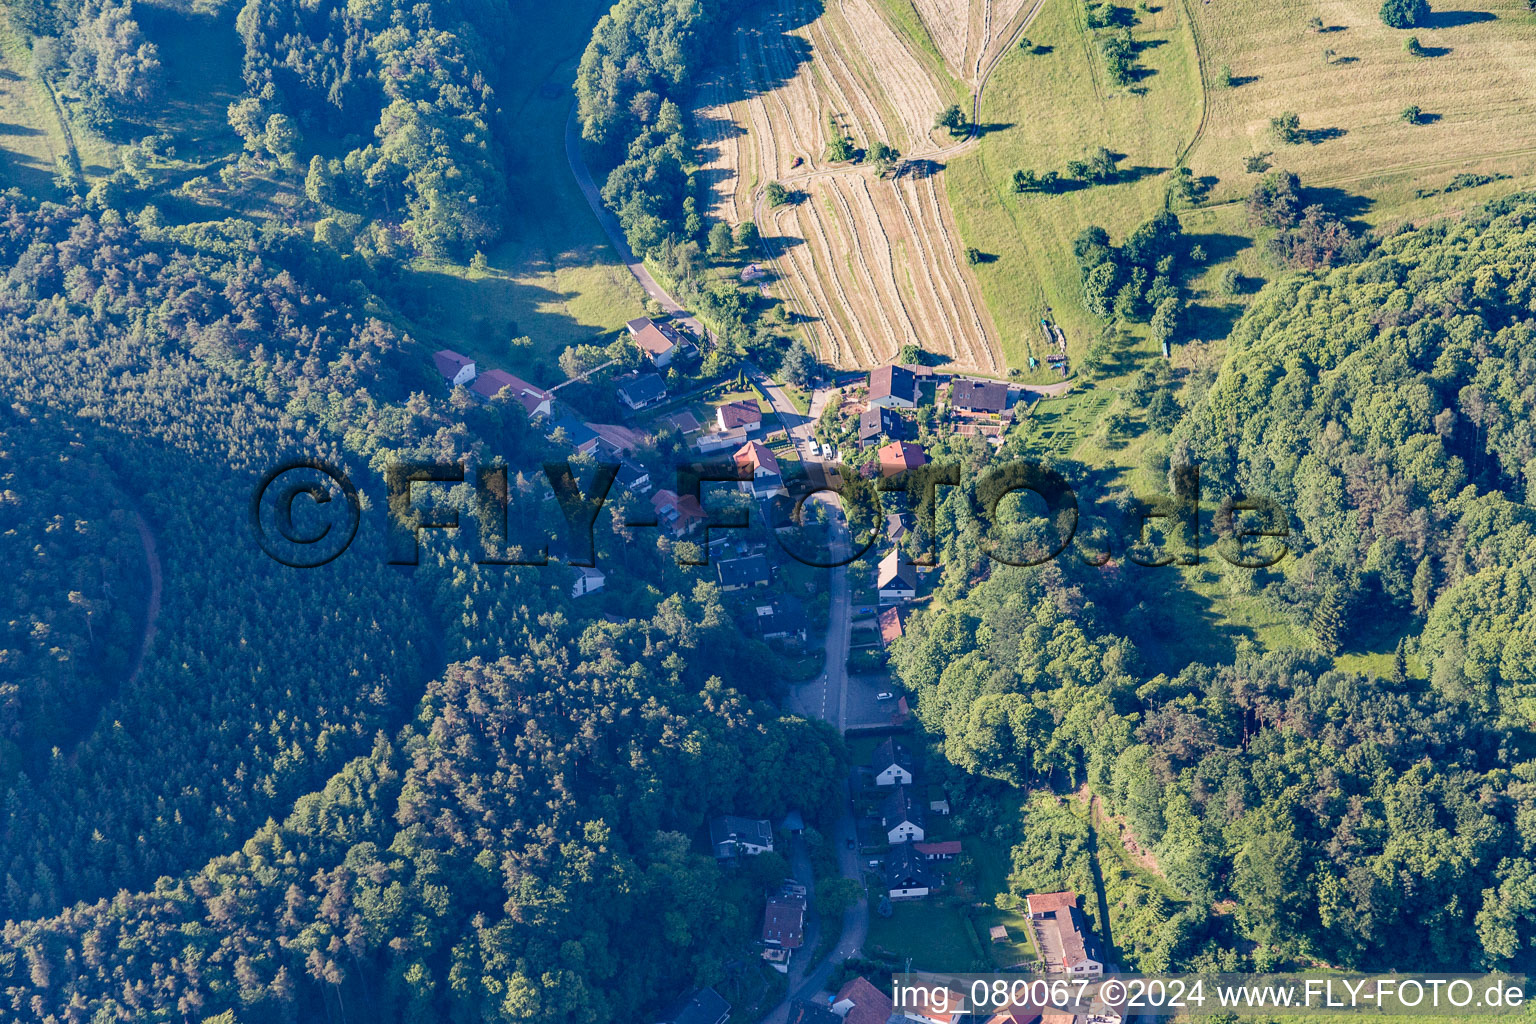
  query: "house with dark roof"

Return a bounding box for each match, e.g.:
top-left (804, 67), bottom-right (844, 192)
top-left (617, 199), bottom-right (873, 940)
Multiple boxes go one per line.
top-left (886, 512), bottom-right (915, 544)
top-left (877, 549), bottom-right (918, 603)
top-left (950, 378), bottom-right (1011, 415)
top-left (617, 372), bottom-right (669, 410)
top-left (1027, 890), bottom-right (1105, 976)
top-left (858, 405), bottom-right (905, 448)
top-left (470, 370), bottom-right (554, 420)
top-left (717, 554), bottom-right (771, 591)
top-left (832, 977), bottom-right (895, 1024)
top-left (617, 458), bottom-right (652, 495)
top-left (885, 841), bottom-right (938, 899)
top-left (756, 599), bottom-right (808, 645)
top-left (570, 565), bottom-right (605, 599)
top-left (868, 364), bottom-right (918, 409)
top-left (433, 349), bottom-right (476, 386)
top-left (716, 399), bottom-right (764, 433)
top-left (709, 815), bottom-right (774, 859)
top-left (653, 987), bottom-right (730, 1024)
top-left (877, 440), bottom-right (928, 478)
top-left (872, 737), bottom-right (914, 786)
top-left (880, 784), bottom-right (925, 842)
top-left (627, 316), bottom-right (690, 367)
top-left (549, 416), bottom-right (600, 456)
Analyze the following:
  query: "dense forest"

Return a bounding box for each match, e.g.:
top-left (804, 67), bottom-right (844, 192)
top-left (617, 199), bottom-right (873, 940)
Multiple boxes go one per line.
top-left (890, 194), bottom-right (1536, 974)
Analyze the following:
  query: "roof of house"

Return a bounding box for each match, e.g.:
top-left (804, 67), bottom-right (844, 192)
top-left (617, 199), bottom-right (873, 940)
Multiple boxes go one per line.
top-left (717, 554), bottom-right (771, 588)
top-left (881, 784), bottom-right (924, 829)
top-left (886, 512), bottom-right (914, 542)
top-left (914, 840), bottom-right (962, 856)
top-left (471, 369), bottom-right (552, 415)
top-left (877, 440), bottom-right (928, 477)
top-left (718, 399), bottom-right (764, 429)
top-left (550, 416), bottom-right (599, 450)
top-left (617, 372), bottom-right (668, 406)
top-left (652, 489), bottom-right (706, 530)
top-left (627, 317), bottom-right (687, 357)
top-left (951, 378), bottom-right (1010, 413)
top-left (872, 736), bottom-right (913, 775)
top-left (900, 986), bottom-right (968, 1024)
top-left (786, 1000), bottom-right (841, 1024)
top-left (878, 549), bottom-right (918, 591)
top-left (588, 422), bottom-right (647, 453)
top-left (858, 405), bottom-right (898, 443)
top-left (734, 439), bottom-right (782, 478)
top-left (762, 887), bottom-right (807, 948)
top-left (657, 986), bottom-right (731, 1024)
top-left (985, 1010), bottom-right (1043, 1024)
top-left (834, 977), bottom-right (894, 1024)
top-left (869, 364), bottom-right (917, 404)
top-left (886, 840), bottom-right (938, 890)
top-left (1026, 890), bottom-right (1079, 916)
top-left (878, 606), bottom-right (904, 646)
top-left (757, 598), bottom-right (807, 638)
top-left (709, 815), bottom-right (772, 852)
top-left (617, 459), bottom-right (651, 491)
top-left (432, 349), bottom-right (474, 379)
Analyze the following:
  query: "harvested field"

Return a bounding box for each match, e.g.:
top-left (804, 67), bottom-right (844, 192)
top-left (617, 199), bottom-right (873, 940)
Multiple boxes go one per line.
top-left (699, 0), bottom-right (1005, 372)
top-left (906, 0), bottom-right (1037, 83)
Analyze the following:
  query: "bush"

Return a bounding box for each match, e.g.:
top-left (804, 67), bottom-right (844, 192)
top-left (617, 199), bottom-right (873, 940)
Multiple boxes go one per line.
top-left (765, 181), bottom-right (789, 207)
top-left (1270, 111), bottom-right (1302, 145)
top-left (1402, 104), bottom-right (1423, 124)
top-left (1380, 0), bottom-right (1429, 28)
top-left (1404, 35), bottom-right (1425, 55)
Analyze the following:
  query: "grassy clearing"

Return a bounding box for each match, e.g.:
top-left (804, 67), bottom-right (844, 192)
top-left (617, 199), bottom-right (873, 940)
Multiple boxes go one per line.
top-left (1015, 388), bottom-right (1117, 457)
top-left (945, 0), bottom-right (1202, 373)
top-left (866, 898), bottom-right (983, 971)
top-left (398, 11), bottom-right (645, 381)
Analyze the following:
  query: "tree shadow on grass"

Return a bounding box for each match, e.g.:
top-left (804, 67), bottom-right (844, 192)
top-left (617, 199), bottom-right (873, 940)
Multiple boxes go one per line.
top-left (1301, 125), bottom-right (1347, 144)
top-left (1422, 9), bottom-right (1495, 27)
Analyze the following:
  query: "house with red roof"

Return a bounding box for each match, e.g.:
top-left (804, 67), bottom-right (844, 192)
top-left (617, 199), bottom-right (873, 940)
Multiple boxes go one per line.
top-left (832, 977), bottom-right (894, 1024)
top-left (734, 440), bottom-right (784, 498)
top-left (470, 370), bottom-right (554, 421)
top-left (877, 440), bottom-right (928, 478)
top-left (432, 349), bottom-right (476, 386)
top-left (626, 316), bottom-right (691, 367)
top-left (652, 489), bottom-right (707, 537)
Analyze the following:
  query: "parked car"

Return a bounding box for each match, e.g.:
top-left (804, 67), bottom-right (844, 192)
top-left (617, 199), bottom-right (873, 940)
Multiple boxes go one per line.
top-left (877, 691), bottom-right (895, 700)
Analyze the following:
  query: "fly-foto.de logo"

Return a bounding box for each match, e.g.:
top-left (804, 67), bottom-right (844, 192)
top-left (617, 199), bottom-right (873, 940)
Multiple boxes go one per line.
top-left (251, 457), bottom-right (1290, 570)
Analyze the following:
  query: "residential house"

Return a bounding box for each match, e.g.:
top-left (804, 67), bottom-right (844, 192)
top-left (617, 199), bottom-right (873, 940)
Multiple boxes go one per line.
top-left (550, 416), bottom-right (601, 456)
top-left (886, 512), bottom-right (915, 544)
top-left (878, 549), bottom-right (918, 603)
top-left (588, 422), bottom-right (647, 455)
top-left (877, 440), bottom-right (929, 478)
top-left (570, 565), bottom-right (606, 599)
top-left (471, 370), bottom-right (554, 420)
top-left (881, 784), bottom-right (925, 842)
top-left (617, 372), bottom-right (669, 411)
top-left (697, 425), bottom-right (749, 454)
top-left (654, 987), bottom-right (730, 1024)
top-left (928, 786), bottom-right (951, 816)
top-left (787, 1001), bottom-right (841, 1024)
top-left (652, 489), bottom-right (707, 537)
top-left (868, 364), bottom-right (918, 409)
top-left (717, 554), bottom-right (771, 591)
top-left (913, 840), bottom-right (961, 862)
top-left (1026, 891), bottom-right (1105, 976)
top-left (627, 316), bottom-right (690, 367)
top-left (872, 737), bottom-right (914, 786)
top-left (858, 406), bottom-right (904, 448)
top-left (878, 606), bottom-right (905, 648)
top-left (734, 440), bottom-right (784, 498)
top-left (761, 880), bottom-right (807, 952)
top-left (832, 977), bottom-right (895, 1024)
top-left (757, 599), bottom-right (808, 645)
top-left (617, 458), bottom-right (652, 495)
top-left (709, 815), bottom-right (774, 859)
top-left (885, 841), bottom-right (937, 900)
top-left (717, 400), bottom-right (764, 434)
top-left (950, 378), bottom-right (1010, 416)
top-left (432, 349), bottom-right (476, 386)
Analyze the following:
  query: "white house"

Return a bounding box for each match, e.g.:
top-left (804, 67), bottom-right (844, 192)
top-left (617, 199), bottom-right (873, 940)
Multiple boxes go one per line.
top-left (881, 784), bottom-right (925, 843)
top-left (872, 737), bottom-right (914, 786)
top-left (709, 815), bottom-right (774, 859)
top-left (877, 549), bottom-right (917, 603)
top-left (433, 349), bottom-right (476, 386)
top-left (571, 565), bottom-right (605, 599)
top-left (734, 440), bottom-right (784, 499)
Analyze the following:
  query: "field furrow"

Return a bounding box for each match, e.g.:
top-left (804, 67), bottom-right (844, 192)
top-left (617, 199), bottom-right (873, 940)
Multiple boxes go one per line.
top-left (850, 177), bottom-right (924, 352)
top-left (918, 164), bottom-right (996, 371)
top-left (837, 0), bottom-right (945, 151)
top-left (826, 177), bottom-right (907, 358)
top-left (798, 192), bottom-right (879, 365)
top-left (890, 172), bottom-right (968, 362)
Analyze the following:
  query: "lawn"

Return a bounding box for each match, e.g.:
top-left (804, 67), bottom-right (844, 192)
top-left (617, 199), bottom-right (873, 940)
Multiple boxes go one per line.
top-left (867, 898), bottom-right (984, 972)
top-left (0, 12), bottom-right (82, 197)
top-left (396, 20), bottom-right (645, 383)
top-left (945, 0), bottom-right (1203, 374)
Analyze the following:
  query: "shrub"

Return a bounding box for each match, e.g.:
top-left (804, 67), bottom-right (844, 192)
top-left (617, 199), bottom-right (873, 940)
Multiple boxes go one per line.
top-left (1402, 104), bottom-right (1423, 124)
top-left (1380, 0), bottom-right (1429, 28)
